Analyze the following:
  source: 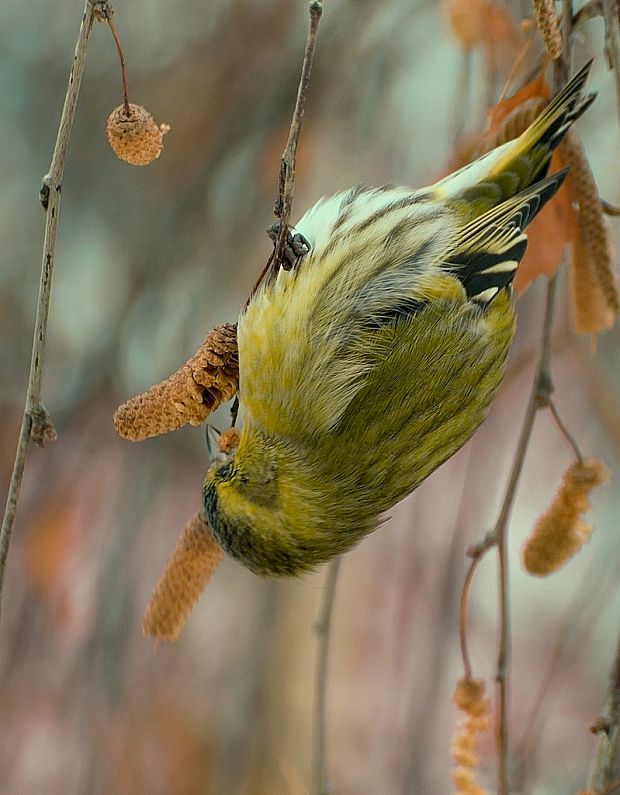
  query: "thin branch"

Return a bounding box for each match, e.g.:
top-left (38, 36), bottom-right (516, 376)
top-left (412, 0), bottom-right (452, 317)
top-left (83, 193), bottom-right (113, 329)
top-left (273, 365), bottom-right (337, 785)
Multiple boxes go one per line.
top-left (459, 552), bottom-right (483, 682)
top-left (491, 24), bottom-right (575, 787)
top-left (313, 557), bottom-right (341, 795)
top-left (105, 13), bottom-right (131, 116)
top-left (457, 273), bottom-right (559, 794)
top-left (572, 0), bottom-right (603, 31)
top-left (272, 1), bottom-right (322, 273)
top-left (245, 1), bottom-right (323, 307)
top-left (547, 399), bottom-right (584, 462)
top-left (0, 0), bottom-right (103, 619)
top-left (602, 198), bottom-right (620, 216)
top-left (602, 0), bottom-right (620, 127)
top-left (589, 631), bottom-right (620, 792)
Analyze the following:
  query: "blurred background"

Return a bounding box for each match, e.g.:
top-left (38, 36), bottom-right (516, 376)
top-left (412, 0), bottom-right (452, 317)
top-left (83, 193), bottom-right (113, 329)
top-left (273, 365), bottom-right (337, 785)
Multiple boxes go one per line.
top-left (1, 1), bottom-right (619, 793)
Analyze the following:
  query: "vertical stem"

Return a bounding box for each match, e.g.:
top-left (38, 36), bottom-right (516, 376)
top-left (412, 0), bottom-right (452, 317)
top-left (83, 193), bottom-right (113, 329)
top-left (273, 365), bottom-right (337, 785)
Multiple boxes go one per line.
top-left (272, 1), bottom-right (322, 273)
top-left (602, 0), bottom-right (620, 128)
top-left (313, 557), bottom-right (341, 795)
top-left (589, 630), bottom-right (620, 791)
top-left (495, 275), bottom-right (559, 795)
top-left (0, 0), bottom-right (101, 618)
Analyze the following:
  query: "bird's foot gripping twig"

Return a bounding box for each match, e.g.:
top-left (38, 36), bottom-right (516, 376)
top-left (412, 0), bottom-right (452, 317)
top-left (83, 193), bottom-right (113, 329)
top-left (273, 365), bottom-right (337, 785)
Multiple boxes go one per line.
top-left (267, 222), bottom-right (311, 271)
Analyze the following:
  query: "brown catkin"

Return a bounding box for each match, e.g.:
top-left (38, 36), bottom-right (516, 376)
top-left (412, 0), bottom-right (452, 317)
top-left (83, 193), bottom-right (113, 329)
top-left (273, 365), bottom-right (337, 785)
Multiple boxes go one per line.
top-left (107, 103), bottom-right (170, 166)
top-left (451, 677), bottom-right (491, 795)
top-left (532, 0), bottom-right (562, 59)
top-left (560, 130), bottom-right (619, 332)
top-left (114, 323), bottom-right (239, 441)
top-left (143, 513), bottom-right (224, 641)
top-left (522, 458), bottom-right (611, 576)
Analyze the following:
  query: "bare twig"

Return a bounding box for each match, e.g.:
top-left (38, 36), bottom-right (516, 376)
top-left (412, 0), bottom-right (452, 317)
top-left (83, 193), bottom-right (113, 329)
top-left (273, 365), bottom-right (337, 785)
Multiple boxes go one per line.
top-left (603, 198), bottom-right (620, 216)
top-left (491, 27), bottom-right (573, 789)
top-left (273, 1), bottom-right (322, 272)
top-left (313, 557), bottom-right (341, 795)
top-left (0, 0), bottom-right (103, 618)
top-left (104, 12), bottom-right (131, 116)
top-left (245, 1), bottom-right (323, 307)
top-left (457, 272), bottom-right (560, 795)
top-left (589, 631), bottom-right (620, 792)
top-left (459, 552), bottom-right (483, 682)
top-left (573, 0), bottom-right (603, 30)
top-left (547, 399), bottom-right (584, 462)
top-left (602, 0), bottom-right (620, 126)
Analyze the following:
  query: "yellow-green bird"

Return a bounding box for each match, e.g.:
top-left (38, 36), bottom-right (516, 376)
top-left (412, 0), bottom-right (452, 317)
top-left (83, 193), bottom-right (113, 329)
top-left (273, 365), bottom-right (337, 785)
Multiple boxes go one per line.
top-left (204, 64), bottom-right (594, 576)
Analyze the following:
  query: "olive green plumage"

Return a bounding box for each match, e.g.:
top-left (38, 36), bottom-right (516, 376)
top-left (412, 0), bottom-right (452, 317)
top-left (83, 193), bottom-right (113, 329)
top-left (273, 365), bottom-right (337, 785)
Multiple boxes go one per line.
top-left (203, 64), bottom-right (594, 577)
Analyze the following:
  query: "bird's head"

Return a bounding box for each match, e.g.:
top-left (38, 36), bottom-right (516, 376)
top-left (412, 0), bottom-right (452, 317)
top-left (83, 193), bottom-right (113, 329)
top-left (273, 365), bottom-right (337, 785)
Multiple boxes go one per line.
top-left (202, 425), bottom-right (318, 576)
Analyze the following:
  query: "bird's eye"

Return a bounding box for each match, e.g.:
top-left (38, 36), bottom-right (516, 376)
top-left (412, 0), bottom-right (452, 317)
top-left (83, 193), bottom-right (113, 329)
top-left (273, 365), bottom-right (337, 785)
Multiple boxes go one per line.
top-left (218, 463), bottom-right (233, 480)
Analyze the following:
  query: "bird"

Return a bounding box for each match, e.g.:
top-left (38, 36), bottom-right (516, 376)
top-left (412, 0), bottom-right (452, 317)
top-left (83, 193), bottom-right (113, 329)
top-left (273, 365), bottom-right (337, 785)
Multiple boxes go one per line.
top-left (203, 63), bottom-right (595, 577)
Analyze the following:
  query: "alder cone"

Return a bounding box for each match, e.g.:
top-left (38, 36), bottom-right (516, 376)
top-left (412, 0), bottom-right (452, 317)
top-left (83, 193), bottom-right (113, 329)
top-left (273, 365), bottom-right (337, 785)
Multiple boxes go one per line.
top-left (114, 323), bottom-right (239, 440)
top-left (107, 103), bottom-right (170, 166)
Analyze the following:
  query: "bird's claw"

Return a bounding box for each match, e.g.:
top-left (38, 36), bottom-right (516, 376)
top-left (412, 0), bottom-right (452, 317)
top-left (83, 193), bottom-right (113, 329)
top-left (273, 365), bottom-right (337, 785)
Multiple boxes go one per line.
top-left (267, 222), bottom-right (311, 270)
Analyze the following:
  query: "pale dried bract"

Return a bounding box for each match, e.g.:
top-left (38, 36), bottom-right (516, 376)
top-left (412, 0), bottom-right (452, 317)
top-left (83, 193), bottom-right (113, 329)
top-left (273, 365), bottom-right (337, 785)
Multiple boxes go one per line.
top-left (114, 323), bottom-right (239, 441)
top-left (107, 103), bottom-right (170, 166)
top-left (143, 513), bottom-right (224, 641)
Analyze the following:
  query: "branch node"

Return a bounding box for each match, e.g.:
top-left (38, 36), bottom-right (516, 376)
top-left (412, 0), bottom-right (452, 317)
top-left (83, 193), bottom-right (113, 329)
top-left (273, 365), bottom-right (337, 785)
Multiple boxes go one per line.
top-left (91, 0), bottom-right (113, 22)
top-left (28, 405), bottom-right (57, 447)
top-left (592, 717), bottom-right (613, 736)
top-left (466, 529), bottom-right (496, 559)
top-left (603, 198), bottom-right (620, 217)
top-left (534, 370), bottom-right (554, 407)
top-left (309, 1), bottom-right (323, 19)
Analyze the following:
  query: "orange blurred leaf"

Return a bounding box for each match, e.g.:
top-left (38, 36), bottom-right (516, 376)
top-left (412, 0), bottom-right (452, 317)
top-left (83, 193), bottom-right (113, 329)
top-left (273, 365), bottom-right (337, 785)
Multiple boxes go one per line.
top-left (445, 0), bottom-right (522, 66)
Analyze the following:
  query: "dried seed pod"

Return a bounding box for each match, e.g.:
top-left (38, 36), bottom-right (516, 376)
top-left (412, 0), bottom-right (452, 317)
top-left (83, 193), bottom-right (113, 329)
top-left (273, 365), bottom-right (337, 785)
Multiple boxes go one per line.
top-left (560, 130), bottom-right (619, 332)
top-left (532, 0), bottom-right (562, 59)
top-left (522, 458), bottom-right (611, 576)
top-left (114, 323), bottom-right (239, 441)
top-left (107, 103), bottom-right (170, 166)
top-left (143, 513), bottom-right (224, 641)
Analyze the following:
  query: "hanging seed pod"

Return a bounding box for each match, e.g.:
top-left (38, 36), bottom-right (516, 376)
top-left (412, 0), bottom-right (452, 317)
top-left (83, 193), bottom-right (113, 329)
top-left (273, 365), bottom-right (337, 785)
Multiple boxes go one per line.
top-left (522, 458), bottom-right (610, 576)
top-left (107, 103), bottom-right (170, 166)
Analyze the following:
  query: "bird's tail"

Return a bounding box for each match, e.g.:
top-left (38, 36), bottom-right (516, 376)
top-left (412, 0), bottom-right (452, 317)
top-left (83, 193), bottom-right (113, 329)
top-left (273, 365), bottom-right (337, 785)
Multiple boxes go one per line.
top-left (485, 60), bottom-right (595, 188)
top-left (435, 60), bottom-right (595, 206)
top-left (440, 63), bottom-right (595, 304)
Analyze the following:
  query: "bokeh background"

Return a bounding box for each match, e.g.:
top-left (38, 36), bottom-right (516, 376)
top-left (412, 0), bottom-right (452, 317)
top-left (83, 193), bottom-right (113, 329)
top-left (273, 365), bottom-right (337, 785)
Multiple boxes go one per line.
top-left (1, 1), bottom-right (619, 793)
